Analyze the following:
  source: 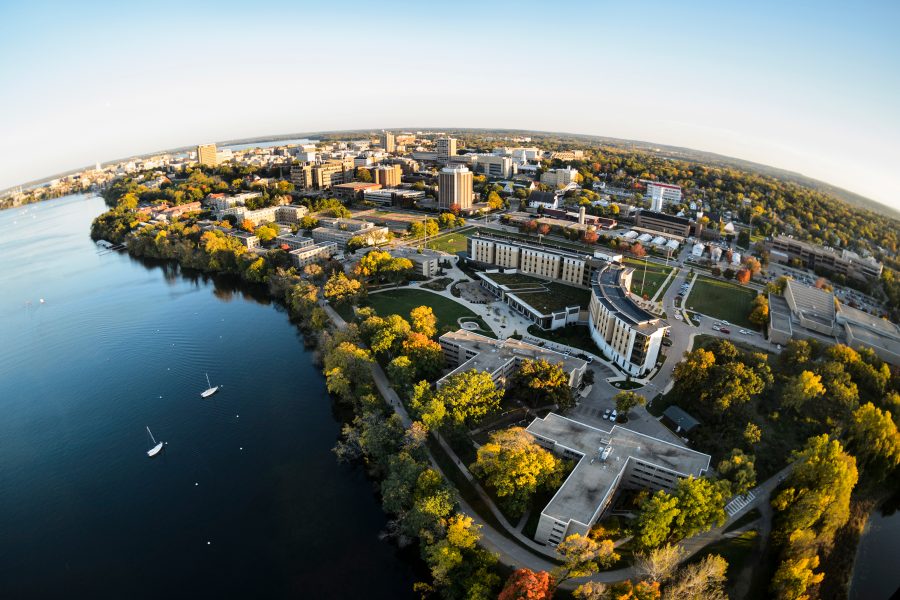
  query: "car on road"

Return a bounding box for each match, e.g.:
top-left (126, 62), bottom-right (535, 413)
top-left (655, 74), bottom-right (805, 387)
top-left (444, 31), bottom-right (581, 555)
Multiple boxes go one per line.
top-left (722, 320), bottom-right (730, 325)
top-left (739, 329), bottom-right (749, 334)
top-left (674, 313), bottom-right (682, 320)
top-left (721, 328), bottom-right (731, 334)
top-left (712, 325), bottom-right (721, 331)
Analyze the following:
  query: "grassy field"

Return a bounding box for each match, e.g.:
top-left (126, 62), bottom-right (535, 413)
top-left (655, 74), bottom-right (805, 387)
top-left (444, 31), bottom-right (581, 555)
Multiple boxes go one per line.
top-left (515, 282), bottom-right (592, 312)
top-left (364, 288), bottom-right (494, 336)
top-left (684, 276), bottom-right (758, 328)
top-left (425, 226), bottom-right (475, 253)
top-left (624, 258), bottom-right (674, 299)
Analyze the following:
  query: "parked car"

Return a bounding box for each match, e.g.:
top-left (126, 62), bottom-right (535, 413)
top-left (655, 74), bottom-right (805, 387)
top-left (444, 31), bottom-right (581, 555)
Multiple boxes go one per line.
top-left (721, 328), bottom-right (731, 334)
top-left (603, 409), bottom-right (612, 419)
top-left (609, 409), bottom-right (618, 421)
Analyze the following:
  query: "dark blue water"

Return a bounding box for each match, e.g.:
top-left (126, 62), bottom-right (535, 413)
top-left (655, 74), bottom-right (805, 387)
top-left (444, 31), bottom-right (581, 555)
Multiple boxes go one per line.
top-left (0, 194), bottom-right (418, 598)
top-left (850, 500), bottom-right (900, 599)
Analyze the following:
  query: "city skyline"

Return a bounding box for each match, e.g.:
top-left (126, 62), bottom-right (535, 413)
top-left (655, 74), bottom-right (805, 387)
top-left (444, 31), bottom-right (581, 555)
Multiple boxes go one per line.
top-left (1, 1), bottom-right (898, 210)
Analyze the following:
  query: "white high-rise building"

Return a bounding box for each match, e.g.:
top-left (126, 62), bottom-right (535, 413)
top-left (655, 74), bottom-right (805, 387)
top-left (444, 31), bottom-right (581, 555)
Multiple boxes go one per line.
top-left (645, 181), bottom-right (682, 211)
top-left (438, 165), bottom-right (473, 210)
top-left (435, 137), bottom-right (458, 163)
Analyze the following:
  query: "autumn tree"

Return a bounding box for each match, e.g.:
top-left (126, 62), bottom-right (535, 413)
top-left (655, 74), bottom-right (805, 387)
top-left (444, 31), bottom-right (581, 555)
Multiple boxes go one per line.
top-left (614, 391), bottom-right (647, 420)
top-left (553, 534), bottom-right (619, 583)
top-left (780, 370), bottom-right (826, 412)
top-left (770, 555), bottom-right (824, 600)
top-left (498, 569), bottom-right (555, 600)
top-left (324, 271), bottom-right (363, 305)
top-left (471, 427), bottom-right (564, 517)
top-left (743, 422), bottom-right (762, 446)
top-left (508, 359), bottom-right (574, 411)
top-left (635, 490), bottom-right (680, 550)
top-left (664, 554), bottom-right (728, 600)
top-left (635, 544), bottom-right (685, 583)
top-left (401, 332), bottom-right (445, 382)
top-left (735, 268), bottom-right (751, 284)
top-left (487, 191), bottom-right (505, 211)
top-left (413, 369), bottom-right (503, 428)
top-left (356, 167), bottom-right (372, 183)
top-left (409, 305), bottom-right (437, 338)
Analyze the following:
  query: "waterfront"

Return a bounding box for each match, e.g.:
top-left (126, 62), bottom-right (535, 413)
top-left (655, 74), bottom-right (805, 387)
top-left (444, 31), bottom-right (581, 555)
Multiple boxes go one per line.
top-left (0, 194), bottom-right (419, 598)
top-left (221, 137), bottom-right (314, 151)
top-left (849, 498), bottom-right (900, 599)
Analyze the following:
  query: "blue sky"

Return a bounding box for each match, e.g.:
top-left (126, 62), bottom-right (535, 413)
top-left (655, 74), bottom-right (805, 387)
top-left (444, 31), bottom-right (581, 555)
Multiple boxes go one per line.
top-left (1, 0), bottom-right (898, 209)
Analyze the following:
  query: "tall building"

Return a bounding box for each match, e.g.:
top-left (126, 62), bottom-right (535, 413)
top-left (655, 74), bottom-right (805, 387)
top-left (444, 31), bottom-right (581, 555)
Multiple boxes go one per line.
top-left (540, 167), bottom-right (578, 189)
top-left (380, 131), bottom-right (396, 153)
top-left (644, 181), bottom-right (682, 211)
top-left (435, 137), bottom-right (457, 163)
top-left (438, 165), bottom-right (473, 210)
top-left (197, 143), bottom-right (218, 167)
top-left (373, 164), bottom-right (402, 188)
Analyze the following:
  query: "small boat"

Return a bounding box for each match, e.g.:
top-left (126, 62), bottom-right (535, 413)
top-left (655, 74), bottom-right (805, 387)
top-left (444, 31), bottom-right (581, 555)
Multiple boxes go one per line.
top-left (146, 426), bottom-right (165, 457)
top-left (200, 373), bottom-right (219, 398)
top-left (39, 298), bottom-right (45, 304)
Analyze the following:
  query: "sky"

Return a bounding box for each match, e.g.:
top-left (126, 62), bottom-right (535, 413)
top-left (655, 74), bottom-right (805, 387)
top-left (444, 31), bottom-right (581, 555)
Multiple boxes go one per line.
top-left (1, 0), bottom-right (898, 210)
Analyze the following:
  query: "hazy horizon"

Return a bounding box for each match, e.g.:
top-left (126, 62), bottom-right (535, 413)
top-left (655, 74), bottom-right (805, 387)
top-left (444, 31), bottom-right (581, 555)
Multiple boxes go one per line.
top-left (1, 0), bottom-right (898, 211)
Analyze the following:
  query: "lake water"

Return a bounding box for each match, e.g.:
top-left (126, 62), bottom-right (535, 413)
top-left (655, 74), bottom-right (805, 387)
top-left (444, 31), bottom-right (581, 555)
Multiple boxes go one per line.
top-left (849, 498), bottom-right (900, 599)
top-left (222, 138), bottom-right (314, 151)
top-left (0, 194), bottom-right (418, 598)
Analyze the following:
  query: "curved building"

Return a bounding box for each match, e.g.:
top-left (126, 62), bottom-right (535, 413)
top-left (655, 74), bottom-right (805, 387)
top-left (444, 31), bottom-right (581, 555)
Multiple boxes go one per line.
top-left (588, 265), bottom-right (668, 376)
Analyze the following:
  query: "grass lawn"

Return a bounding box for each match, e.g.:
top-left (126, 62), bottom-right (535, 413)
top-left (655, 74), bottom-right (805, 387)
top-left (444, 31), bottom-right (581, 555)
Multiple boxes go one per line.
top-left (364, 288), bottom-right (494, 336)
top-left (332, 301), bottom-right (355, 323)
top-left (425, 226), bottom-right (475, 253)
top-left (526, 324), bottom-right (597, 354)
top-left (514, 282), bottom-right (592, 313)
top-left (684, 276), bottom-right (758, 328)
top-left (624, 258), bottom-right (674, 299)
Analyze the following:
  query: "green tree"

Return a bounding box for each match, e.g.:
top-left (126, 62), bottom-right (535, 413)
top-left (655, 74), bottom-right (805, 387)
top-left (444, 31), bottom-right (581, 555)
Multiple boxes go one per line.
top-left (430, 369), bottom-right (504, 426)
top-left (743, 422), bottom-right (762, 446)
top-left (673, 349), bottom-right (716, 396)
top-left (614, 391), bottom-right (647, 420)
top-left (508, 358), bottom-right (574, 410)
top-left (324, 271), bottom-right (363, 305)
top-left (845, 402), bottom-right (900, 480)
top-left (387, 355), bottom-right (415, 391)
top-left (748, 294), bottom-right (769, 328)
top-left (356, 167), bottom-right (372, 183)
top-left (717, 449), bottom-right (756, 496)
top-left (553, 534), bottom-right (619, 584)
top-left (401, 332), bottom-right (445, 381)
top-left (470, 427), bottom-right (564, 516)
top-left (635, 490), bottom-right (680, 550)
top-left (670, 477), bottom-right (728, 540)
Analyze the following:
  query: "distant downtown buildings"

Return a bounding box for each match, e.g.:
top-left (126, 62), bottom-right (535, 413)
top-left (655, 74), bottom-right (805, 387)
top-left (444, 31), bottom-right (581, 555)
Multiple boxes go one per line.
top-left (769, 234), bottom-right (883, 282)
top-left (197, 143), bottom-right (218, 167)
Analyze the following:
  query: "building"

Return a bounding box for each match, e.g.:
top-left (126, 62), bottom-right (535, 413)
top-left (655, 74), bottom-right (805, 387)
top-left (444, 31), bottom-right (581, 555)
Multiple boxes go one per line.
top-left (216, 202), bottom-right (307, 227)
top-left (644, 181), bottom-right (682, 212)
top-left (783, 279), bottom-right (838, 336)
top-left (383, 156), bottom-right (420, 174)
top-left (390, 247), bottom-right (442, 277)
top-left (837, 304), bottom-right (900, 366)
top-left (289, 241), bottom-right (338, 268)
top-left (588, 265), bottom-right (669, 376)
top-left (311, 217), bottom-right (389, 249)
top-left (228, 230), bottom-right (260, 249)
top-left (362, 187), bottom-right (426, 207)
top-left (469, 154), bottom-right (515, 179)
top-left (438, 165), bottom-right (474, 211)
top-left (435, 137), bottom-right (457, 163)
top-left (275, 232), bottom-right (314, 250)
top-left (476, 271), bottom-right (591, 330)
top-left (528, 190), bottom-right (562, 210)
top-left (290, 160), bottom-right (355, 191)
top-left (634, 210), bottom-right (692, 238)
top-left (197, 143), bottom-right (218, 167)
top-left (380, 131), bottom-right (396, 153)
top-left (332, 182), bottom-right (382, 200)
top-left (155, 201), bottom-right (202, 221)
top-left (438, 330), bottom-right (587, 389)
top-left (548, 150), bottom-right (584, 161)
top-left (541, 167), bottom-right (579, 189)
top-left (467, 234), bottom-right (621, 288)
top-left (526, 413), bottom-right (710, 545)
top-left (769, 235), bottom-right (883, 282)
top-left (372, 164), bottom-right (403, 188)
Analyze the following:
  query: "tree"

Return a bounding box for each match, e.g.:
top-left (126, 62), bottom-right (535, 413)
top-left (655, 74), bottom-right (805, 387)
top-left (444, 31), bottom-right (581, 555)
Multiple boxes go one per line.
top-left (255, 222), bottom-right (279, 242)
top-left (743, 422), bottom-right (762, 446)
top-left (498, 569), bottom-right (555, 600)
top-left (780, 339), bottom-right (812, 369)
top-left (355, 250), bottom-right (413, 283)
top-left (554, 534), bottom-right (619, 583)
top-left (471, 427), bottom-right (563, 516)
top-left (537, 223), bottom-right (551, 236)
top-left (583, 230), bottom-right (599, 244)
top-left (635, 490), bottom-right (680, 550)
top-left (717, 449), bottom-right (756, 496)
top-left (487, 191), bottom-right (505, 211)
top-left (614, 391), bottom-right (646, 420)
top-left (409, 305), bottom-right (437, 338)
top-left (421, 369), bottom-right (503, 427)
top-left (845, 402), bottom-right (900, 480)
top-left (698, 361), bottom-right (765, 416)
top-left (508, 359), bottom-right (574, 410)
top-left (387, 355), bottom-right (415, 391)
top-left (303, 262), bottom-right (324, 281)
top-left (401, 332), bottom-right (445, 381)
top-left (770, 555), bottom-right (824, 600)
top-left (748, 294), bottom-right (769, 328)
top-left (743, 256), bottom-right (762, 275)
top-left (632, 242), bottom-right (647, 258)
top-left (735, 268), bottom-right (751, 284)
top-left (780, 370), bottom-right (826, 412)
top-left (723, 268), bottom-right (735, 280)
top-left (607, 580), bottom-right (661, 600)
top-left (664, 554), bottom-right (728, 600)
top-left (670, 477), bottom-right (727, 540)
top-left (572, 581), bottom-right (607, 600)
top-left (673, 348), bottom-right (716, 396)
top-left (324, 271), bottom-right (363, 305)
top-left (635, 544), bottom-right (685, 583)
top-left (356, 167), bottom-right (372, 183)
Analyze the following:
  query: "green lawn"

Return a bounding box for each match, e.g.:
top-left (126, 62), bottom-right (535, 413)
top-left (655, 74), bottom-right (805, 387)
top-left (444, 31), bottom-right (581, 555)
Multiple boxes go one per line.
top-left (363, 288), bottom-right (494, 336)
top-left (514, 282), bottom-right (591, 313)
top-left (624, 258), bottom-right (674, 299)
top-left (684, 276), bottom-right (758, 328)
top-left (425, 226), bottom-right (475, 253)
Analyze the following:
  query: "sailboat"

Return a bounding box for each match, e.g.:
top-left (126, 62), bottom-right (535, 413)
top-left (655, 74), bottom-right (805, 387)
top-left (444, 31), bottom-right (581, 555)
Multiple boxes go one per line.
top-left (200, 373), bottom-right (219, 398)
top-left (146, 427), bottom-right (165, 457)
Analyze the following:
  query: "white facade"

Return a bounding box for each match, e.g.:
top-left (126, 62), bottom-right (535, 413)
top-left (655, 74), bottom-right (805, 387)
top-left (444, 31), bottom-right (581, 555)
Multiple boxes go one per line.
top-left (646, 182), bottom-right (682, 211)
top-left (540, 167), bottom-right (578, 189)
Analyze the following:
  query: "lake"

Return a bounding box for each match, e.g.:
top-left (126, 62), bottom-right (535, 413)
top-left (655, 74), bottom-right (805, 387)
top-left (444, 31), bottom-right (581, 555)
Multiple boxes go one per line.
top-left (849, 496), bottom-right (900, 599)
top-left (0, 194), bottom-right (419, 598)
top-left (222, 138), bottom-right (314, 151)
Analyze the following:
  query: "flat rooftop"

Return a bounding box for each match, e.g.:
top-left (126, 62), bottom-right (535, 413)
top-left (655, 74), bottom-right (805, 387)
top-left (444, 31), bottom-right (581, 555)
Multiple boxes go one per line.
top-left (527, 413), bottom-right (710, 526)
top-left (785, 279), bottom-right (835, 327)
top-left (592, 265), bottom-right (667, 333)
top-left (439, 330), bottom-right (587, 380)
top-left (768, 293), bottom-right (793, 334)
